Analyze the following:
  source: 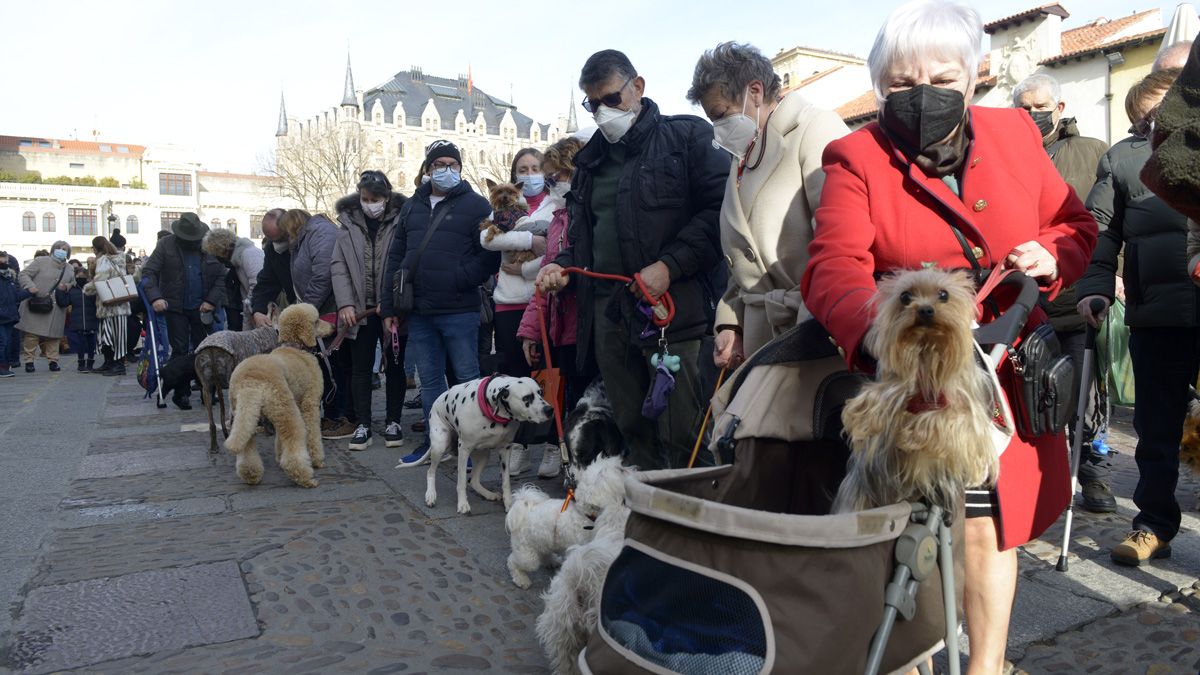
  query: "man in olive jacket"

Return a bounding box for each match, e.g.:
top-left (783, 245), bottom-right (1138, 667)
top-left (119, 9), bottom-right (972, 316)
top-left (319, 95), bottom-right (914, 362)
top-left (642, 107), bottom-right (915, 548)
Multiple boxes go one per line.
top-left (1014, 73), bottom-right (1114, 512)
top-left (141, 212), bottom-right (227, 358)
top-left (538, 50), bottom-right (727, 471)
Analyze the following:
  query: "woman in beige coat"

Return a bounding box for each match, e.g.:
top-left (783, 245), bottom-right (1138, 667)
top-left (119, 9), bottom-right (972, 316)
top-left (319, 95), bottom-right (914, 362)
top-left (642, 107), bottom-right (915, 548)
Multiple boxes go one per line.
top-left (16, 241), bottom-right (74, 371)
top-left (688, 42), bottom-right (849, 367)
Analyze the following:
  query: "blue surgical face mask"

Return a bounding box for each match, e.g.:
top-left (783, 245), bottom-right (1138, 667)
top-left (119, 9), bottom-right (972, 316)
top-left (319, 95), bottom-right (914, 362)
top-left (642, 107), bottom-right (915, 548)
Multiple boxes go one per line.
top-left (520, 173), bottom-right (545, 197)
top-left (52, 249), bottom-right (68, 262)
top-left (430, 166), bottom-right (461, 192)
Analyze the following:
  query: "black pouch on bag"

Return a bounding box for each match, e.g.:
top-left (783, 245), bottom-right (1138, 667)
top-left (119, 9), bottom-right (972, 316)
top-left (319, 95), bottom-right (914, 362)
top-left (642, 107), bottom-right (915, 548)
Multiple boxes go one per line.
top-left (392, 269), bottom-right (414, 313)
top-left (27, 294), bottom-right (54, 314)
top-left (1011, 324), bottom-right (1076, 437)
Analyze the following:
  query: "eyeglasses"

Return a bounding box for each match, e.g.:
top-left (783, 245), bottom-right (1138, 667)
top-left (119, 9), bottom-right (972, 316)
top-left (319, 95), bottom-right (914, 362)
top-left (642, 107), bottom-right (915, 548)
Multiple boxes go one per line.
top-left (1132, 104), bottom-right (1160, 138)
top-left (430, 161), bottom-right (461, 171)
top-left (582, 76), bottom-right (633, 113)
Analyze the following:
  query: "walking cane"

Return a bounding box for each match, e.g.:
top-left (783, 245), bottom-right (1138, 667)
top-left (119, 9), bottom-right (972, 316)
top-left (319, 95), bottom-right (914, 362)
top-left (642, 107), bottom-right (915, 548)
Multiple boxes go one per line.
top-left (1056, 298), bottom-right (1107, 572)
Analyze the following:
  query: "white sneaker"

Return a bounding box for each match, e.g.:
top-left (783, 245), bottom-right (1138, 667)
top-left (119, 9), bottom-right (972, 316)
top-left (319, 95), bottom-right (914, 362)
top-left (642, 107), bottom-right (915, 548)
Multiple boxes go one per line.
top-left (508, 444), bottom-right (529, 476)
top-left (537, 445), bottom-right (561, 479)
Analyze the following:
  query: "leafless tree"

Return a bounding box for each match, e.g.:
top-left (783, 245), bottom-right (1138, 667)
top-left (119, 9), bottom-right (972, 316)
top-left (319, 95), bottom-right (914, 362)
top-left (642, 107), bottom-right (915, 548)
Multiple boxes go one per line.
top-left (262, 125), bottom-right (397, 214)
top-left (461, 145), bottom-right (518, 190)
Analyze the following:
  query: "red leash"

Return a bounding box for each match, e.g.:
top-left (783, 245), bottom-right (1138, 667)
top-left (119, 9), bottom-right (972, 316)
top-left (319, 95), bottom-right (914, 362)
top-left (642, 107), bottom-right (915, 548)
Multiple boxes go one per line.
top-left (535, 266), bottom-right (676, 487)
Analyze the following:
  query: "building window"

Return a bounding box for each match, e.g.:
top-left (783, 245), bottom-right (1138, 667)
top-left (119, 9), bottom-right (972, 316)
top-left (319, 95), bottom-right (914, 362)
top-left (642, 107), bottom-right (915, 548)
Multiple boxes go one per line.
top-left (70, 162), bottom-right (85, 169)
top-left (126, 215), bottom-right (139, 234)
top-left (250, 213), bottom-right (265, 239)
top-left (42, 212), bottom-right (56, 232)
top-left (160, 211), bottom-right (182, 231)
top-left (783, 73), bottom-right (790, 87)
top-left (22, 211), bottom-right (35, 231)
top-left (99, 144), bottom-right (112, 152)
top-left (226, 218), bottom-right (237, 235)
top-left (375, 140), bottom-right (384, 154)
top-left (117, 146), bottom-right (130, 153)
top-left (68, 208), bottom-right (97, 236)
top-left (397, 142), bottom-right (405, 157)
top-left (211, 218), bottom-right (222, 228)
top-left (38, 141), bottom-right (51, 148)
top-left (159, 173), bottom-right (192, 196)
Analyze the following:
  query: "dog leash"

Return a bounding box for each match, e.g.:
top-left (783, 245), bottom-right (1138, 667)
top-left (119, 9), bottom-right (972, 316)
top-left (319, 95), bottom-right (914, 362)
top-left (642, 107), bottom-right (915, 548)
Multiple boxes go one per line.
top-left (687, 366), bottom-right (728, 469)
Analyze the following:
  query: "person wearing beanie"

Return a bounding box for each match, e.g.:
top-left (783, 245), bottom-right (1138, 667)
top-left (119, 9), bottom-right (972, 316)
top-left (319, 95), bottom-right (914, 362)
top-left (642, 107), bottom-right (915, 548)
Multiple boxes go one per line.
top-left (110, 228), bottom-right (127, 252)
top-left (383, 140), bottom-right (498, 466)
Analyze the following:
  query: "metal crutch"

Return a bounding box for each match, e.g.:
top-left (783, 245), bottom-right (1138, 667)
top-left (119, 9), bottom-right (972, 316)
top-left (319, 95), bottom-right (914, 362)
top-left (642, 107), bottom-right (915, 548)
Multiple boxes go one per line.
top-left (1056, 298), bottom-right (1106, 572)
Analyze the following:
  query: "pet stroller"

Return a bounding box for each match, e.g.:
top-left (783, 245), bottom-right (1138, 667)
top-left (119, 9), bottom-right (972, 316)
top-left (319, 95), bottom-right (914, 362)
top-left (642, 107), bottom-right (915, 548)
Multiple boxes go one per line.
top-left (136, 282), bottom-right (170, 408)
top-left (578, 272), bottom-right (1040, 675)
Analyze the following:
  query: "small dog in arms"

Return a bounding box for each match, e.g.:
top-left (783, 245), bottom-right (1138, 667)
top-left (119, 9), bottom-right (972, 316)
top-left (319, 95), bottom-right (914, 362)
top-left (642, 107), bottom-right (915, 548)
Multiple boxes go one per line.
top-left (833, 268), bottom-right (1000, 514)
top-left (420, 375), bottom-right (554, 514)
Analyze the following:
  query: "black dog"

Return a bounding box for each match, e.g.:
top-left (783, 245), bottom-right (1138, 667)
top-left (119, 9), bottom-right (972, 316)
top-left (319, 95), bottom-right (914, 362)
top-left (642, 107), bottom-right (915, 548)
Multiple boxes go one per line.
top-left (158, 353), bottom-right (199, 410)
top-left (564, 378), bottom-right (625, 472)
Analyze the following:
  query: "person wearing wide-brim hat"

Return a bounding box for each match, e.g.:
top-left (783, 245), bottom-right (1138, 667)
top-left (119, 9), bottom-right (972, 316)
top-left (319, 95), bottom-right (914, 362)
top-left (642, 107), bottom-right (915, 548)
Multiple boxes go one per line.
top-left (141, 211), bottom-right (228, 379)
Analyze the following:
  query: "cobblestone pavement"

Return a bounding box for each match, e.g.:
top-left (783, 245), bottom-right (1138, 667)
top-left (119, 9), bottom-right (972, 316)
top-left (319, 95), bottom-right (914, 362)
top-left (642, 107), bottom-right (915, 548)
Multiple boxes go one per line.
top-left (1, 361), bottom-right (1199, 673)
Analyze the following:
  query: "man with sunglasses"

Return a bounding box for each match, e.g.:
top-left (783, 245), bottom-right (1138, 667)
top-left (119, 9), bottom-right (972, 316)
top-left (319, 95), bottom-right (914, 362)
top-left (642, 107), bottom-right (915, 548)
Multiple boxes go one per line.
top-left (536, 49), bottom-right (728, 471)
top-left (1013, 73), bottom-right (1114, 514)
top-left (385, 141), bottom-right (498, 466)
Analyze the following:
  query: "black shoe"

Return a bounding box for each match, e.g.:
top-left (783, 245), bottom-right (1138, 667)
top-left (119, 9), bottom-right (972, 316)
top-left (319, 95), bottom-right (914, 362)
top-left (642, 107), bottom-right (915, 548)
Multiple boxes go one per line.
top-left (78, 361), bottom-right (89, 372)
top-left (102, 364), bottom-right (126, 377)
top-left (85, 359), bottom-right (94, 371)
top-left (404, 395), bottom-right (422, 410)
top-left (172, 392), bottom-right (192, 410)
top-left (48, 362), bottom-right (60, 372)
top-left (90, 359), bottom-right (112, 374)
top-left (383, 421), bottom-right (403, 447)
top-left (1080, 481), bottom-right (1117, 513)
top-left (349, 424), bottom-right (372, 451)
top-left (24, 363), bottom-right (33, 373)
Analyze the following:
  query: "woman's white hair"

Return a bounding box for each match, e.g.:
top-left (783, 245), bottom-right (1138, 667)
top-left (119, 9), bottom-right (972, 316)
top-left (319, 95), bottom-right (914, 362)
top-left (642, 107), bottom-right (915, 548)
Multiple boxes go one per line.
top-left (868, 0), bottom-right (983, 99)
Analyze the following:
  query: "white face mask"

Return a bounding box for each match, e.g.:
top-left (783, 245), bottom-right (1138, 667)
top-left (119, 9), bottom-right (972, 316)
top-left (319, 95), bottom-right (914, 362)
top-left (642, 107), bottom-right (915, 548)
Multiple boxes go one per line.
top-left (548, 181), bottom-right (570, 199)
top-left (361, 199), bottom-right (385, 219)
top-left (594, 104), bottom-right (637, 143)
top-left (272, 240), bottom-right (289, 253)
top-left (712, 89), bottom-right (761, 161)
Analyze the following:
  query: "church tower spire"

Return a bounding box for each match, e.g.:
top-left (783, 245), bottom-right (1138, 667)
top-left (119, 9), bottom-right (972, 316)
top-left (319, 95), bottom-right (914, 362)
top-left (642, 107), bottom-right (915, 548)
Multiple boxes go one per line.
top-left (276, 91), bottom-right (288, 137)
top-left (341, 53), bottom-right (358, 108)
top-left (566, 90), bottom-right (578, 133)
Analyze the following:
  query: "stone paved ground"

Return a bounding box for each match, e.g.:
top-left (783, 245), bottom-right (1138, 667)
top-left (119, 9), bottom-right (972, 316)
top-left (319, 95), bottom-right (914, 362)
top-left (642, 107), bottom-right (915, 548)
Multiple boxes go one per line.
top-left (1, 360), bottom-right (1199, 673)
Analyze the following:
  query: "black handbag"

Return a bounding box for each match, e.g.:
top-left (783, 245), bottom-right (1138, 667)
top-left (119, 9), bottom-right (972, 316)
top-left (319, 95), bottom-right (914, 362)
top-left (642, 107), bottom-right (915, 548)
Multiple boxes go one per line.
top-left (27, 294), bottom-right (54, 314)
top-left (393, 201), bottom-right (454, 313)
top-left (1009, 323), bottom-right (1076, 438)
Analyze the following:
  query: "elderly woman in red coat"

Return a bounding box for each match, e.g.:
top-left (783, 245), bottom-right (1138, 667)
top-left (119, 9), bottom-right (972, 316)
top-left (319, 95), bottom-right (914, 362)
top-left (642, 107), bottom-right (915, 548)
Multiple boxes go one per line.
top-left (800, 1), bottom-right (1097, 672)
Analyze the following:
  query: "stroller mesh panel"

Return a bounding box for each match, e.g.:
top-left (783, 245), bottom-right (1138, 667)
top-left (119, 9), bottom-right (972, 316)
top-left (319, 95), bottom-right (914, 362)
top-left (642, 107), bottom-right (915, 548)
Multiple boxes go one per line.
top-left (600, 547), bottom-right (769, 674)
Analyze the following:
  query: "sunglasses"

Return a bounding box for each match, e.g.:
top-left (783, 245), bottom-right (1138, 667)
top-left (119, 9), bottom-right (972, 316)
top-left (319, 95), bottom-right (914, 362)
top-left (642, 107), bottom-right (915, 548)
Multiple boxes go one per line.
top-left (582, 76), bottom-right (633, 113)
top-left (1131, 104), bottom-right (1160, 138)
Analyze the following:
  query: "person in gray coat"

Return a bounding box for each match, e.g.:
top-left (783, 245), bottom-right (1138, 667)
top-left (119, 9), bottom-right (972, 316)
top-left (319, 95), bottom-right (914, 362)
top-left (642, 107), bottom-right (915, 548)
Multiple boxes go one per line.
top-left (16, 241), bottom-right (73, 371)
top-left (332, 170), bottom-right (409, 450)
top-left (278, 209), bottom-right (338, 315)
top-left (202, 227), bottom-right (264, 329)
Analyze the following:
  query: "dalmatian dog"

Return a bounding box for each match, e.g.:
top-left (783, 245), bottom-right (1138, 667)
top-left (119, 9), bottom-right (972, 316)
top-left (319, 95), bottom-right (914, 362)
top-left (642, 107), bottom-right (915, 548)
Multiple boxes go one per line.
top-left (423, 375), bottom-right (555, 515)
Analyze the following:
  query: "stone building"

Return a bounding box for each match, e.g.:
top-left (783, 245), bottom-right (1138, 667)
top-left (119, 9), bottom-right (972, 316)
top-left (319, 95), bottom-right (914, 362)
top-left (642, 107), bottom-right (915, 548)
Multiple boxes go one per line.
top-left (0, 136), bottom-right (284, 264)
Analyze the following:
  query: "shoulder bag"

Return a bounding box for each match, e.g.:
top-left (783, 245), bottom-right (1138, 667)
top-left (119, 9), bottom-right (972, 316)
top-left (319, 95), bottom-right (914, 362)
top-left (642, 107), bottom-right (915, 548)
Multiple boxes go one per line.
top-left (393, 201), bottom-right (455, 313)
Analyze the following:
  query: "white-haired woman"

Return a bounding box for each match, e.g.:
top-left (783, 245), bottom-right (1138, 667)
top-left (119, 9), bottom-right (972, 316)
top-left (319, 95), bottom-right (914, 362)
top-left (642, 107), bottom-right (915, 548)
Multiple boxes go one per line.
top-left (799, 1), bottom-right (1098, 671)
top-left (687, 41), bottom-right (849, 366)
top-left (201, 226), bottom-right (264, 329)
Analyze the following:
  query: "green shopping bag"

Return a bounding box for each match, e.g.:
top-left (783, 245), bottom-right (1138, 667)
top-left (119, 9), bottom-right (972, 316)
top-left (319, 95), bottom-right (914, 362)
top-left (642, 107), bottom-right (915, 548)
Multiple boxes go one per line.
top-left (1096, 299), bottom-right (1135, 406)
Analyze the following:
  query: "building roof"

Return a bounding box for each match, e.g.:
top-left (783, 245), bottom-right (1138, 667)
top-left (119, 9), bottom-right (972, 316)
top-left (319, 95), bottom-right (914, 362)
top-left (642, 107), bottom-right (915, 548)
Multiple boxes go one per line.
top-left (773, 45), bottom-right (865, 64)
top-left (198, 170), bottom-right (274, 182)
top-left (0, 135), bottom-right (146, 157)
top-left (984, 3), bottom-right (1070, 34)
top-left (1041, 13), bottom-right (1168, 65)
top-left (359, 67), bottom-right (543, 137)
top-left (342, 54), bottom-right (358, 108)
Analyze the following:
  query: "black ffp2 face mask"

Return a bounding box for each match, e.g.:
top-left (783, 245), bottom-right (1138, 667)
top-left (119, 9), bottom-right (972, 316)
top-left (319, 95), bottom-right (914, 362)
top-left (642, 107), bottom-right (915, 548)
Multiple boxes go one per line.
top-left (1028, 109), bottom-right (1056, 138)
top-left (880, 84), bottom-right (966, 156)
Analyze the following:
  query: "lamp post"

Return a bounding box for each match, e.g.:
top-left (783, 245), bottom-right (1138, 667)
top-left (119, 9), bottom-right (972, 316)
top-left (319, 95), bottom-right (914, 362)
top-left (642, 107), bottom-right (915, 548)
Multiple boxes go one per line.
top-left (107, 213), bottom-right (118, 237)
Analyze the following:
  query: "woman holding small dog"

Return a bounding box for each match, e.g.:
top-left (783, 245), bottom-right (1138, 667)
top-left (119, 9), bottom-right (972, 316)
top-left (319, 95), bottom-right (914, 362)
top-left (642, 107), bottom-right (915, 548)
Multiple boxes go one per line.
top-left (687, 41), bottom-right (849, 367)
top-left (799, 1), bottom-right (1098, 672)
top-left (333, 170), bottom-right (410, 451)
top-left (84, 237), bottom-right (133, 377)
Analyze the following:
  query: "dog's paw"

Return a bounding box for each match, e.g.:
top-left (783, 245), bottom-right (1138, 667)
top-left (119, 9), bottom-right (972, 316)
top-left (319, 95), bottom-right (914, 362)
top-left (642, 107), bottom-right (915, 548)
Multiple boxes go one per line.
top-left (238, 470), bottom-right (263, 485)
top-left (311, 459), bottom-right (325, 469)
top-left (295, 477), bottom-right (319, 489)
top-left (511, 573), bottom-right (531, 589)
top-left (456, 501), bottom-right (472, 515)
top-left (425, 491), bottom-right (437, 508)
top-left (479, 489), bottom-right (501, 502)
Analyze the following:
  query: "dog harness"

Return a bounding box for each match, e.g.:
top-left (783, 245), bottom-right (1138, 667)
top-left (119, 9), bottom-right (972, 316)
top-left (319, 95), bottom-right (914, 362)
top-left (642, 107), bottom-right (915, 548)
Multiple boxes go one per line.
top-left (905, 393), bottom-right (948, 414)
top-left (477, 376), bottom-right (512, 426)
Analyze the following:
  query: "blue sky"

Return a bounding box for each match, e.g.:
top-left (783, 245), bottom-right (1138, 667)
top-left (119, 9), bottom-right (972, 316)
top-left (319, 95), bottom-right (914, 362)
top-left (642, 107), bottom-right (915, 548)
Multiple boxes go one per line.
top-left (0, 0), bottom-right (1186, 172)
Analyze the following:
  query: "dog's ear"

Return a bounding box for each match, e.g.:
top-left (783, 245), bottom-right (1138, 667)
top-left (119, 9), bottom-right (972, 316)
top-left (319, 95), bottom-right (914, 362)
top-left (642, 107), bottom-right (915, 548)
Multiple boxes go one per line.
top-left (485, 178), bottom-right (497, 190)
top-left (513, 180), bottom-right (524, 193)
top-left (315, 318), bottom-right (334, 339)
top-left (498, 385), bottom-right (510, 401)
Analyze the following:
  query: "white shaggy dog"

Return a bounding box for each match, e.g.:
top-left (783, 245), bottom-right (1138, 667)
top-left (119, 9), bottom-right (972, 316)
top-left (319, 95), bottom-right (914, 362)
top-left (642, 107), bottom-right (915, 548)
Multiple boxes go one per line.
top-left (506, 455), bottom-right (628, 589)
top-left (421, 375), bottom-right (554, 515)
top-left (536, 496), bottom-right (630, 675)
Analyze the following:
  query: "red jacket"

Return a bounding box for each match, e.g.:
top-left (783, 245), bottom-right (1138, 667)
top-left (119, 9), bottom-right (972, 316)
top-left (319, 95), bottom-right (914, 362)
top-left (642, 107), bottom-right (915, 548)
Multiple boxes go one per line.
top-left (801, 106), bottom-right (1098, 549)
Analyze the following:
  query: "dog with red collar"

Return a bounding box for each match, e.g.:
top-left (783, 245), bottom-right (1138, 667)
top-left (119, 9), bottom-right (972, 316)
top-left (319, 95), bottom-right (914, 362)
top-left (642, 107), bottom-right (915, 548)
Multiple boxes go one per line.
top-left (423, 375), bottom-right (555, 515)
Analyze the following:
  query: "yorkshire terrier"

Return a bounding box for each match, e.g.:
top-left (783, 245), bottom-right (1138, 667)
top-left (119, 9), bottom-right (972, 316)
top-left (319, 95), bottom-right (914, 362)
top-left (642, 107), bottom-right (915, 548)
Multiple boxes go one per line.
top-left (832, 268), bottom-right (999, 514)
top-left (481, 179), bottom-right (544, 264)
top-left (1182, 389), bottom-right (1200, 472)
